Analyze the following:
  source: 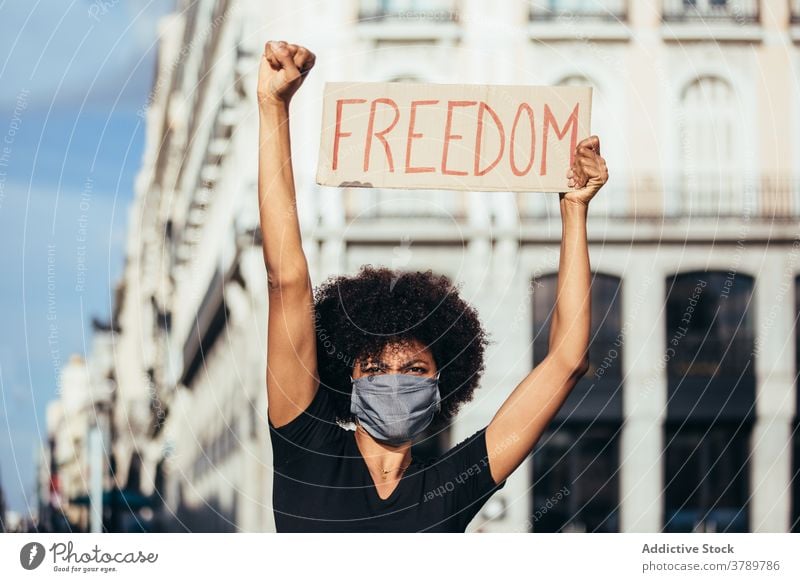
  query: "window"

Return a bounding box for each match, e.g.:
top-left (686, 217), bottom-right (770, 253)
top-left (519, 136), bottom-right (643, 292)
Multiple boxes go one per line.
top-left (664, 271), bottom-right (755, 418)
top-left (530, 273), bottom-right (623, 531)
top-left (532, 424), bottom-right (621, 532)
top-left (663, 271), bottom-right (754, 532)
top-left (678, 76), bottom-right (744, 216)
top-left (519, 74), bottom-right (623, 218)
top-left (359, 0), bottom-right (458, 22)
top-left (530, 0), bottom-right (627, 21)
top-left (343, 74), bottom-right (466, 221)
top-left (181, 267), bottom-right (230, 388)
top-left (664, 421), bottom-right (750, 532)
top-left (532, 273), bottom-right (624, 417)
top-left (662, 0), bottom-right (759, 23)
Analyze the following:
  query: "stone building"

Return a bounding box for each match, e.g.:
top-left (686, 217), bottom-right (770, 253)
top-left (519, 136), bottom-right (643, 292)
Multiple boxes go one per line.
top-left (107, 0), bottom-right (800, 532)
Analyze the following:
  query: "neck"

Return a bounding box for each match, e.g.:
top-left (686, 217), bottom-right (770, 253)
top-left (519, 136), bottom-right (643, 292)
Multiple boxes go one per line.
top-left (354, 424), bottom-right (412, 473)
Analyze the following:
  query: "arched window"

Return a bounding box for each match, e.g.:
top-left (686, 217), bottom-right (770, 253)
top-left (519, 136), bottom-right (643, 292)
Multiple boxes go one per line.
top-left (530, 272), bottom-right (623, 532)
top-left (558, 74), bottom-right (592, 87)
top-left (663, 271), bottom-right (755, 532)
top-left (520, 74), bottom-right (621, 218)
top-left (678, 76), bottom-right (743, 216)
top-left (561, 74), bottom-right (617, 217)
top-left (343, 74), bottom-right (466, 221)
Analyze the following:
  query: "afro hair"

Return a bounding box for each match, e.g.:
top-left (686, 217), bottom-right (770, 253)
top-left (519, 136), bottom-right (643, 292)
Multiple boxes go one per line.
top-left (312, 265), bottom-right (491, 428)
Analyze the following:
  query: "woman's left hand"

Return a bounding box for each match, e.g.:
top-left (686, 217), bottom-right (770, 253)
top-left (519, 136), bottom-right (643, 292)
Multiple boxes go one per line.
top-left (560, 135), bottom-right (608, 208)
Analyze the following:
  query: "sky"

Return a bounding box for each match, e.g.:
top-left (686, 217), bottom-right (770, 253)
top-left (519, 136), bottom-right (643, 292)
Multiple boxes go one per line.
top-left (0, 0), bottom-right (175, 518)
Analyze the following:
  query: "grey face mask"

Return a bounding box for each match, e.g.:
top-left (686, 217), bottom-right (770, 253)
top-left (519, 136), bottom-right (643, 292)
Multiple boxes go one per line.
top-left (349, 372), bottom-right (441, 446)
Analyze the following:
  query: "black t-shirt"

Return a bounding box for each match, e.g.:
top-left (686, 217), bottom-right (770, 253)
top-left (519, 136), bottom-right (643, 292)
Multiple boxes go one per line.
top-left (267, 385), bottom-right (507, 532)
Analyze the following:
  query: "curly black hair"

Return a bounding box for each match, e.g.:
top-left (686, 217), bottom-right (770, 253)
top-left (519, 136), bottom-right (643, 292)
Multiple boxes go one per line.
top-left (312, 265), bottom-right (490, 427)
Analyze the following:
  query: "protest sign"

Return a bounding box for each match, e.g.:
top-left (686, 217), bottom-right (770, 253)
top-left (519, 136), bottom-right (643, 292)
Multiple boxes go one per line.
top-left (316, 81), bottom-right (592, 192)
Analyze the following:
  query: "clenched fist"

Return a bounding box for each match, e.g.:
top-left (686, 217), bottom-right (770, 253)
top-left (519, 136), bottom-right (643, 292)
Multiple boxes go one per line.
top-left (561, 135), bottom-right (608, 207)
top-left (257, 40), bottom-right (316, 108)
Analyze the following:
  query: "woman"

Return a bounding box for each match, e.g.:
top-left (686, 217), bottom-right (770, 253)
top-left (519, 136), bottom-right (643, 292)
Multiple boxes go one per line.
top-left (258, 40), bottom-right (608, 532)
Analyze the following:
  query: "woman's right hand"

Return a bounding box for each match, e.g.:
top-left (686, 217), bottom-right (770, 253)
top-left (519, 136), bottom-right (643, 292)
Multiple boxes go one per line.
top-left (560, 135), bottom-right (607, 208)
top-left (257, 40), bottom-right (316, 109)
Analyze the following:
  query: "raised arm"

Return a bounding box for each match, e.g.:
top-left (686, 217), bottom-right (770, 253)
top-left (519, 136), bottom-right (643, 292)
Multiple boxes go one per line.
top-left (485, 135), bottom-right (608, 484)
top-left (257, 40), bottom-right (319, 428)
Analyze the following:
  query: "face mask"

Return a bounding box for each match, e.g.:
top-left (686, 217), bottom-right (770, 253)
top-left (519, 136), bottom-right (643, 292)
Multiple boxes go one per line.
top-left (349, 372), bottom-right (441, 446)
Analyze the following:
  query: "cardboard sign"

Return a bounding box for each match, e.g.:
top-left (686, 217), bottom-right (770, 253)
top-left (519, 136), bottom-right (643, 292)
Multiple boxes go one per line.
top-left (316, 81), bottom-right (591, 192)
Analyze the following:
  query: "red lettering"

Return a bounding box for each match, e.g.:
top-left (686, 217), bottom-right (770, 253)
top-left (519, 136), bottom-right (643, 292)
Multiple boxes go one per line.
top-left (473, 102), bottom-right (505, 176)
top-left (540, 102), bottom-right (579, 176)
top-left (441, 100), bottom-right (477, 176)
top-left (510, 103), bottom-right (535, 177)
top-left (333, 98), bottom-right (367, 170)
top-left (405, 99), bottom-right (439, 173)
top-left (364, 98), bottom-right (400, 172)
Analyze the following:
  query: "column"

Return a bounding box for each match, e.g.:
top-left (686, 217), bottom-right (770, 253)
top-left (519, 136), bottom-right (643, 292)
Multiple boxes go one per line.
top-left (627, 0), bottom-right (667, 216)
top-left (751, 254), bottom-right (797, 532)
top-left (620, 256), bottom-right (665, 532)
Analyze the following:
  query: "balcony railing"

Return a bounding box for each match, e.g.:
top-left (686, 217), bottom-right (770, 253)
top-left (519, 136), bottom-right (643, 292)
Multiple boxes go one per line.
top-left (337, 176), bottom-right (799, 222)
top-left (358, 0), bottom-right (458, 23)
top-left (678, 172), bottom-right (748, 216)
top-left (530, 0), bottom-right (627, 21)
top-left (662, 0), bottom-right (759, 23)
top-left (344, 188), bottom-right (467, 221)
top-left (675, 173), bottom-right (799, 218)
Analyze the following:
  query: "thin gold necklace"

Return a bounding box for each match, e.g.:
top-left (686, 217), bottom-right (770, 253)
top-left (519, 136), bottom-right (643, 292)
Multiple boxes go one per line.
top-left (379, 459), bottom-right (412, 479)
top-left (355, 425), bottom-right (412, 478)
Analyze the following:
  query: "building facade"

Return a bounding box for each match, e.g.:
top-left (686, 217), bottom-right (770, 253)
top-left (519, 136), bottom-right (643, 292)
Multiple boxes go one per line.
top-left (39, 328), bottom-right (115, 533)
top-left (102, 0), bottom-right (800, 532)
